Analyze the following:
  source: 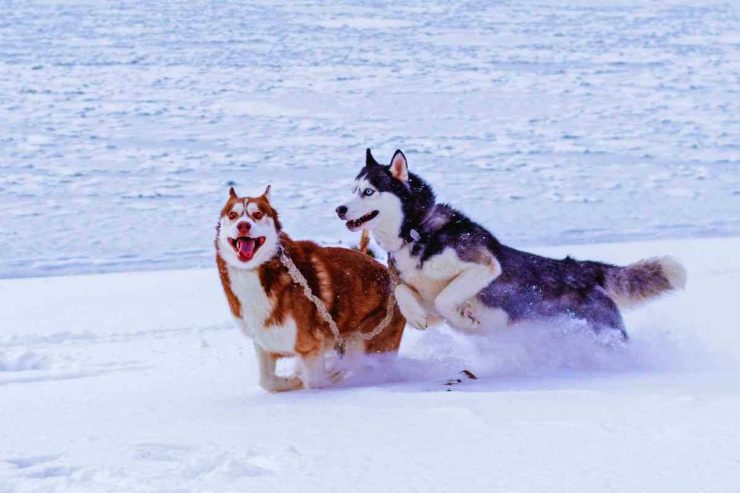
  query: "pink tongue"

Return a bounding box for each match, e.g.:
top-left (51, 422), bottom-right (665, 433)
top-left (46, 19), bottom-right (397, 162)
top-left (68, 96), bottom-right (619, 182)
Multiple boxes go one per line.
top-left (237, 238), bottom-right (256, 257)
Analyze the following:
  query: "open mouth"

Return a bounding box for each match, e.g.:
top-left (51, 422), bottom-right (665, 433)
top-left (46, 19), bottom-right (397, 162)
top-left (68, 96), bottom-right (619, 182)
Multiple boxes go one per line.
top-left (346, 210), bottom-right (379, 231)
top-left (228, 236), bottom-right (266, 262)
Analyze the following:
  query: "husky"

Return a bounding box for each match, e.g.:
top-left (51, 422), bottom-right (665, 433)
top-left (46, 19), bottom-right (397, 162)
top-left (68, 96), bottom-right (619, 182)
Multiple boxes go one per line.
top-left (336, 149), bottom-right (687, 338)
top-left (216, 185), bottom-right (405, 391)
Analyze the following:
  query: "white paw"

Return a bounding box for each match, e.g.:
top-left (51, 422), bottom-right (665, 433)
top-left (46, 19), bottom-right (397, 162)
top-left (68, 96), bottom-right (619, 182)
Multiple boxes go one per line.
top-left (395, 286), bottom-right (430, 330)
top-left (300, 376), bottom-right (332, 390)
top-left (260, 376), bottom-right (303, 392)
top-left (403, 303), bottom-right (430, 330)
top-left (460, 301), bottom-right (481, 327)
top-left (438, 301), bottom-right (481, 332)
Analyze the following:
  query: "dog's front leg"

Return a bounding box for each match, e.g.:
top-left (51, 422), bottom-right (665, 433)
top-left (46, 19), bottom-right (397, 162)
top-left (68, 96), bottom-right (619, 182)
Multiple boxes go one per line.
top-left (254, 344), bottom-right (302, 392)
top-left (395, 283), bottom-right (432, 330)
top-left (434, 260), bottom-right (501, 331)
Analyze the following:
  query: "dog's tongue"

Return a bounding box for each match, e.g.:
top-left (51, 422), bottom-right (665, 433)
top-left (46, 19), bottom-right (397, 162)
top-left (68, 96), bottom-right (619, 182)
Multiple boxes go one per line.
top-left (237, 238), bottom-right (256, 257)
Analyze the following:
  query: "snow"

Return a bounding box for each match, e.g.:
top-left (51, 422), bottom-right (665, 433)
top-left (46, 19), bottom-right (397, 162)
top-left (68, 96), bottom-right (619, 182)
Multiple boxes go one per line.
top-left (1, 0), bottom-right (739, 490)
top-left (2, 236), bottom-right (739, 492)
top-left (0, 351), bottom-right (49, 373)
top-left (1, 0), bottom-right (739, 278)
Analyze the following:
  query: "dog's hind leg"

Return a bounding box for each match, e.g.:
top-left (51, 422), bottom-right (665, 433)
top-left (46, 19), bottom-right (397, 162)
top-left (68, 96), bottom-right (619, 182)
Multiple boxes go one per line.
top-left (254, 344), bottom-right (302, 392)
top-left (576, 290), bottom-right (629, 341)
top-left (435, 263), bottom-right (500, 331)
top-left (298, 350), bottom-right (332, 389)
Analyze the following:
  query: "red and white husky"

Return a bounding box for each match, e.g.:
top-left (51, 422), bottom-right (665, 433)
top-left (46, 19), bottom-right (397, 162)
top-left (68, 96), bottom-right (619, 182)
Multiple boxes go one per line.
top-left (215, 186), bottom-right (405, 391)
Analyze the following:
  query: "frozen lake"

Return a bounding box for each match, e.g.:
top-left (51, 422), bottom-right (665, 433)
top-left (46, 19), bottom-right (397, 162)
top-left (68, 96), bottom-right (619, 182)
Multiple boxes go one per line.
top-left (1, 0), bottom-right (738, 278)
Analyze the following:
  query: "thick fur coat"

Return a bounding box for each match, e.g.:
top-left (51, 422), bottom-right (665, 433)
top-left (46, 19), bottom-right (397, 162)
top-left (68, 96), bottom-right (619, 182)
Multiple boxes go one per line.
top-left (337, 149), bottom-right (686, 338)
top-left (217, 187), bottom-right (405, 391)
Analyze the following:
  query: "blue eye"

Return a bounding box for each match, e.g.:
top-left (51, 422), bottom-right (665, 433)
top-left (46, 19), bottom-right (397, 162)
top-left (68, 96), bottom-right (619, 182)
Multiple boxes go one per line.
top-left (363, 188), bottom-right (375, 197)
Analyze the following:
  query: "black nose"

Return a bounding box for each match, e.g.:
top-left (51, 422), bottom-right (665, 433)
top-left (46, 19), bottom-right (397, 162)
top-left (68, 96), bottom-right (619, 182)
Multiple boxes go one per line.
top-left (237, 221), bottom-right (251, 235)
top-left (336, 205), bottom-right (347, 219)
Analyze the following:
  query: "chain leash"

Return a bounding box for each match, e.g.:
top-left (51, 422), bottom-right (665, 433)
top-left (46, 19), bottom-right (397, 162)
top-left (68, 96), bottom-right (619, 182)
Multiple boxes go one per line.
top-left (276, 245), bottom-right (397, 357)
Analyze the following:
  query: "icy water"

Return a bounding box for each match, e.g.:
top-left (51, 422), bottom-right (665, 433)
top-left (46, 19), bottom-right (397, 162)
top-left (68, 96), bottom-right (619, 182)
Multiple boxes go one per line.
top-left (1, 0), bottom-right (738, 278)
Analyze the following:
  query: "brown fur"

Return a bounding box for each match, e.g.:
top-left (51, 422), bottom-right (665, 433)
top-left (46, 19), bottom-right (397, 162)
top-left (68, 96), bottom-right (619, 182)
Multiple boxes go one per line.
top-left (215, 189), bottom-right (405, 390)
top-left (254, 232), bottom-right (406, 356)
top-left (216, 255), bottom-right (241, 318)
top-left (358, 230), bottom-right (370, 255)
top-left (219, 192), bottom-right (282, 231)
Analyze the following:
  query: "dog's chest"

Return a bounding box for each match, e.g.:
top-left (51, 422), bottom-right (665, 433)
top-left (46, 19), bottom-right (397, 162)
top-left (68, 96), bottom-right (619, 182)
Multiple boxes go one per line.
top-left (393, 246), bottom-right (464, 305)
top-left (227, 267), bottom-right (297, 353)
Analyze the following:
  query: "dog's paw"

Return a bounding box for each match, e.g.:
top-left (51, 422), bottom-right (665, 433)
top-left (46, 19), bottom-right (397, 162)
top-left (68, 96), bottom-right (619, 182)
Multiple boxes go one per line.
top-left (441, 302), bottom-right (481, 332)
top-left (395, 287), bottom-right (430, 330)
top-left (460, 302), bottom-right (481, 326)
top-left (404, 308), bottom-right (429, 330)
top-left (260, 376), bottom-right (303, 392)
top-left (409, 316), bottom-right (429, 331)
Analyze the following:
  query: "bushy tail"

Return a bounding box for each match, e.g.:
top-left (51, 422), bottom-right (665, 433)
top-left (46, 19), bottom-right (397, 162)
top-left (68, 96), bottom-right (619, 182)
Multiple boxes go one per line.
top-left (358, 230), bottom-right (371, 256)
top-left (350, 230), bottom-right (377, 258)
top-left (602, 256), bottom-right (687, 309)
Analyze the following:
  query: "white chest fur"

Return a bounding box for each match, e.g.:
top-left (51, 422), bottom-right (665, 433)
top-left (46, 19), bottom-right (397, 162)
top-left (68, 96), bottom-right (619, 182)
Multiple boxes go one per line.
top-left (394, 246), bottom-right (467, 309)
top-left (394, 245), bottom-right (509, 331)
top-left (227, 266), bottom-right (298, 354)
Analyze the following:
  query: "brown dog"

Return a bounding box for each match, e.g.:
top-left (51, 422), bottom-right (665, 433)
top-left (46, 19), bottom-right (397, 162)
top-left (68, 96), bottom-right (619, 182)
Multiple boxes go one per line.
top-left (215, 186), bottom-right (405, 391)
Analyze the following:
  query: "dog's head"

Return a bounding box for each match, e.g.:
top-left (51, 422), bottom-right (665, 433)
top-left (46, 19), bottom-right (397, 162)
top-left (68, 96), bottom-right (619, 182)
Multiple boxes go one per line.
top-left (216, 185), bottom-right (282, 269)
top-left (336, 149), bottom-right (435, 249)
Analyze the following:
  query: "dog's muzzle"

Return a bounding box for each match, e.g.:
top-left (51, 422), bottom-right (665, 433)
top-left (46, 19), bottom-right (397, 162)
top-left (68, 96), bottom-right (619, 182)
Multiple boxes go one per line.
top-left (344, 210), bottom-right (379, 231)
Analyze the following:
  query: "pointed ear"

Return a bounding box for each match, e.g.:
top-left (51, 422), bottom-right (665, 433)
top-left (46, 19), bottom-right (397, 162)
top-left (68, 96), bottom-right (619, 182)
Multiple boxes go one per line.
top-left (229, 187), bottom-right (237, 199)
top-left (366, 148), bottom-right (380, 167)
top-left (262, 184), bottom-right (272, 200)
top-left (389, 150), bottom-right (408, 182)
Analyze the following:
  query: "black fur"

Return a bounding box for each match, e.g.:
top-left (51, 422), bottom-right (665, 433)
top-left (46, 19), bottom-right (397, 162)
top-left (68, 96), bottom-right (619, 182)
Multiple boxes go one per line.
top-left (358, 149), bottom-right (436, 243)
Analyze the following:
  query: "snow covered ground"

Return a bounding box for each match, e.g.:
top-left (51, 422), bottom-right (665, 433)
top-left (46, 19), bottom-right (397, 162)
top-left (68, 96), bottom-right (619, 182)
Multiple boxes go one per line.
top-left (2, 236), bottom-right (739, 492)
top-left (2, 0), bottom-right (739, 491)
top-left (1, 0), bottom-right (739, 278)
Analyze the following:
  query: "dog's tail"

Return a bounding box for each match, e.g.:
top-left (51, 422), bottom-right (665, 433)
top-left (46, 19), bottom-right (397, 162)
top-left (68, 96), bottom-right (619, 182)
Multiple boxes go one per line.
top-left (358, 230), bottom-right (371, 256)
top-left (594, 256), bottom-right (686, 309)
top-left (351, 230), bottom-right (376, 258)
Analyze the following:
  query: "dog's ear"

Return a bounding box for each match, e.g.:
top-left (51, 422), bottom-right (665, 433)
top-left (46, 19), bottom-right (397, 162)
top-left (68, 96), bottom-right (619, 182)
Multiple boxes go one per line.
top-left (389, 150), bottom-right (408, 182)
top-left (261, 184), bottom-right (272, 201)
top-left (229, 187), bottom-right (238, 199)
top-left (366, 148), bottom-right (380, 167)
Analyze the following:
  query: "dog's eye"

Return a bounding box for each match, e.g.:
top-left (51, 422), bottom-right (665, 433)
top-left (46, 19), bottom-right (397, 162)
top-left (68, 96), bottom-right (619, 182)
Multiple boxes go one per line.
top-left (253, 211), bottom-right (264, 220)
top-left (363, 188), bottom-right (375, 197)
top-left (228, 212), bottom-right (238, 220)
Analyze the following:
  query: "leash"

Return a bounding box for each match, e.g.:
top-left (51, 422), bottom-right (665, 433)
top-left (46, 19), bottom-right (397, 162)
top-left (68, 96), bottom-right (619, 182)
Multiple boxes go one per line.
top-left (276, 244), bottom-right (397, 357)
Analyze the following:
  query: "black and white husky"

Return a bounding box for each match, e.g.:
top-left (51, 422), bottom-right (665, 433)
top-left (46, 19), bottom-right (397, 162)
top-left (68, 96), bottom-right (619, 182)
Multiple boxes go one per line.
top-left (336, 149), bottom-right (686, 338)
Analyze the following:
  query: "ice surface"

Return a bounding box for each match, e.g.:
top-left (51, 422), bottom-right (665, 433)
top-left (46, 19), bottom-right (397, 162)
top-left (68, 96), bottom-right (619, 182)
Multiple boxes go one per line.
top-left (1, 0), bottom-right (739, 278)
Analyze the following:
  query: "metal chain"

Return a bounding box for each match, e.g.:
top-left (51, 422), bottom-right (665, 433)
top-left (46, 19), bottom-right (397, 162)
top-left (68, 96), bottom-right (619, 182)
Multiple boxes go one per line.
top-left (277, 245), bottom-right (397, 357)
